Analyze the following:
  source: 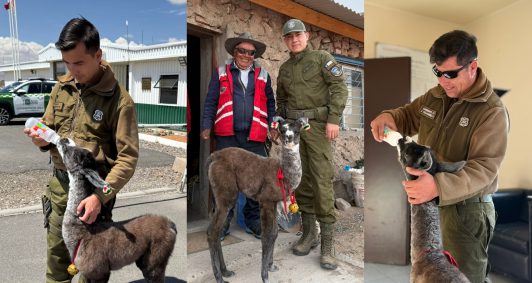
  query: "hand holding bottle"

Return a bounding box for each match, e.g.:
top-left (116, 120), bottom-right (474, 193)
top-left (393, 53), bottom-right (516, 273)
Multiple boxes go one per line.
top-left (24, 117), bottom-right (60, 146)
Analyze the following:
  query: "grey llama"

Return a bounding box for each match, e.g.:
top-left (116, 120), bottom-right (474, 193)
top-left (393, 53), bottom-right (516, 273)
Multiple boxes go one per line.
top-left (397, 137), bottom-right (470, 283)
top-left (56, 138), bottom-right (176, 283)
top-left (207, 116), bottom-right (307, 283)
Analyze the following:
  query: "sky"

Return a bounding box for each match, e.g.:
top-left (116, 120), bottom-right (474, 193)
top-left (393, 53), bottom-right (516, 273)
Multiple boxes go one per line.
top-left (0, 0), bottom-right (186, 64)
top-left (334, 0), bottom-right (364, 13)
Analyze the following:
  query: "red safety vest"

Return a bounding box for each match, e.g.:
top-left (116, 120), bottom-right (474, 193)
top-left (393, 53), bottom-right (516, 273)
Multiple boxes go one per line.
top-left (214, 64), bottom-right (269, 142)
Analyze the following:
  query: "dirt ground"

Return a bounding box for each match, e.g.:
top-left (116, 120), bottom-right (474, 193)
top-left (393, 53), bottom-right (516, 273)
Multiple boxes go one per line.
top-left (336, 205), bottom-right (364, 277)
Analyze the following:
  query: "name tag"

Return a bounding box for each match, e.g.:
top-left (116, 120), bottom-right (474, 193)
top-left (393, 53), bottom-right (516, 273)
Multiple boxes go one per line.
top-left (420, 106), bottom-right (436, 119)
top-left (54, 102), bottom-right (64, 112)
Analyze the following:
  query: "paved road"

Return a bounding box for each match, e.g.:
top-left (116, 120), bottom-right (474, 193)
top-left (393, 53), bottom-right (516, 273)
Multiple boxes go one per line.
top-left (0, 191), bottom-right (187, 282)
top-left (0, 121), bottom-right (174, 174)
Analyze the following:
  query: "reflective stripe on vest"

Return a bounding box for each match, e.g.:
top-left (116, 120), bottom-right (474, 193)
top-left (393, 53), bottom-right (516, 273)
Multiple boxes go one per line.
top-left (213, 64), bottom-right (269, 142)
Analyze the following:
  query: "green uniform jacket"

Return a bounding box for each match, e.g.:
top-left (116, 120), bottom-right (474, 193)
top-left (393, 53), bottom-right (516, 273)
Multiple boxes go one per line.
top-left (276, 47), bottom-right (347, 124)
top-left (42, 61), bottom-right (139, 203)
top-left (385, 68), bottom-right (509, 205)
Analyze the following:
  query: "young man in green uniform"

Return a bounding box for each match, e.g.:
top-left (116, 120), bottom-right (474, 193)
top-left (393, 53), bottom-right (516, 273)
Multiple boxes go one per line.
top-left (370, 30), bottom-right (508, 283)
top-left (275, 19), bottom-right (347, 270)
top-left (24, 17), bottom-right (139, 283)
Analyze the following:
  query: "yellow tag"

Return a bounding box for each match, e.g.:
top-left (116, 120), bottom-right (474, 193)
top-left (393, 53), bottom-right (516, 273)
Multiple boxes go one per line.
top-left (67, 263), bottom-right (78, 276)
top-left (289, 203), bottom-right (299, 214)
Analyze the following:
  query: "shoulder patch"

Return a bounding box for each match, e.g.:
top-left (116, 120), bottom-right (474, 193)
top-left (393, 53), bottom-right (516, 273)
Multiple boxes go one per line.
top-left (330, 65), bottom-right (343, 77)
top-left (324, 60), bottom-right (335, 70)
top-left (93, 109), bottom-right (103, 121)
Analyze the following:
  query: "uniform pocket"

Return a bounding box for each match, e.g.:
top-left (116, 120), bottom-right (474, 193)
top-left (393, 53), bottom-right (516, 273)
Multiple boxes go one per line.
top-left (455, 203), bottom-right (486, 241)
top-left (302, 63), bottom-right (321, 88)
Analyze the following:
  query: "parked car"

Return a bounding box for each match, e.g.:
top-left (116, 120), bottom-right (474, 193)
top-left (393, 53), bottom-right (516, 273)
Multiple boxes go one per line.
top-left (0, 78), bottom-right (57, 125)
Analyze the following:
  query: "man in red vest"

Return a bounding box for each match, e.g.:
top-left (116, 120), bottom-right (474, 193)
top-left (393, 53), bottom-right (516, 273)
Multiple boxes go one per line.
top-left (201, 32), bottom-right (276, 239)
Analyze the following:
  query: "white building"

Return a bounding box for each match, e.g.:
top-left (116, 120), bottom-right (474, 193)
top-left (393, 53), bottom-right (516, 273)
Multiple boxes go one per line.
top-left (0, 41), bottom-right (187, 126)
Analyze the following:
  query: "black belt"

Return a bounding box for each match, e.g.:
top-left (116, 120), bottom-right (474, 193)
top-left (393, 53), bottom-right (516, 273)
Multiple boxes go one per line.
top-left (461, 195), bottom-right (492, 204)
top-left (286, 109), bottom-right (317, 120)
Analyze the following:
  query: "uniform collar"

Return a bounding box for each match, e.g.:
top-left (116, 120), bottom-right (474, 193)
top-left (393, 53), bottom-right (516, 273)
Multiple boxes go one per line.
top-left (58, 60), bottom-right (118, 97)
top-left (289, 46), bottom-right (311, 61)
top-left (433, 67), bottom-right (492, 103)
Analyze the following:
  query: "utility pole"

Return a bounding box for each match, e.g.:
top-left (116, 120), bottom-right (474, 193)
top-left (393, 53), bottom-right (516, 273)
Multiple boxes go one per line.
top-left (126, 20), bottom-right (130, 91)
top-left (6, 0), bottom-right (21, 81)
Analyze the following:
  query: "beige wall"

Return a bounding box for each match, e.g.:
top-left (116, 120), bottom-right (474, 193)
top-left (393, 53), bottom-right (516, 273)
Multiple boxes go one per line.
top-left (365, 0), bottom-right (531, 189)
top-left (465, 0), bottom-right (532, 189)
top-left (365, 2), bottom-right (460, 58)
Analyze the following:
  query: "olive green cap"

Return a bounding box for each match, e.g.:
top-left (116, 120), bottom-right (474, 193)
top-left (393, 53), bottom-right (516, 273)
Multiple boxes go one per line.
top-left (282, 19), bottom-right (307, 36)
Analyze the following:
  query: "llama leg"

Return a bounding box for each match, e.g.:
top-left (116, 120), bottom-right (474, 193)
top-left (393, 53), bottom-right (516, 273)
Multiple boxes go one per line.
top-left (207, 202), bottom-right (234, 283)
top-left (141, 265), bottom-right (166, 283)
top-left (260, 201), bottom-right (279, 283)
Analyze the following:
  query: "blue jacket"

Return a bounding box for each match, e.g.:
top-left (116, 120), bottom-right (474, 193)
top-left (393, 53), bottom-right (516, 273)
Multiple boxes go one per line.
top-left (202, 61), bottom-right (276, 133)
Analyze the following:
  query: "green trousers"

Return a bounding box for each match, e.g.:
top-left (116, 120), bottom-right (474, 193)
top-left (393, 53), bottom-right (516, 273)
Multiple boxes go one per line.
top-left (45, 170), bottom-right (113, 283)
top-left (295, 120), bottom-right (336, 223)
top-left (440, 201), bottom-right (496, 283)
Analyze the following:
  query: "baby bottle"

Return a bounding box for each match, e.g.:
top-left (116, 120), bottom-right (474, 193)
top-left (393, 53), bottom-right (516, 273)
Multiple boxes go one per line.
top-left (25, 117), bottom-right (60, 145)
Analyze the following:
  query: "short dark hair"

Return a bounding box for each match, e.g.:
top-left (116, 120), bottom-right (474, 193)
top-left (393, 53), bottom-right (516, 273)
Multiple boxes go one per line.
top-left (429, 30), bottom-right (477, 66)
top-left (55, 17), bottom-right (100, 54)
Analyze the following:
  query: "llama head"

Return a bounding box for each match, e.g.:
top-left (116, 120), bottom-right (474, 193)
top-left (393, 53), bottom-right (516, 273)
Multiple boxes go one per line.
top-left (397, 136), bottom-right (466, 176)
top-left (398, 137), bottom-right (433, 172)
top-left (56, 138), bottom-right (98, 174)
top-left (273, 116), bottom-right (309, 149)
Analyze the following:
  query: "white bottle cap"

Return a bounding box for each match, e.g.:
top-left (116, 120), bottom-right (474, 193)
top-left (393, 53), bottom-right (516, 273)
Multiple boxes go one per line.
top-left (383, 127), bottom-right (403, 147)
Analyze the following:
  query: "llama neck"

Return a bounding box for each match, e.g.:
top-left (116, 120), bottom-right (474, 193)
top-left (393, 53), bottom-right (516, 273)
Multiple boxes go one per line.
top-left (280, 144), bottom-right (302, 190)
top-left (410, 200), bottom-right (443, 263)
top-left (63, 171), bottom-right (89, 256)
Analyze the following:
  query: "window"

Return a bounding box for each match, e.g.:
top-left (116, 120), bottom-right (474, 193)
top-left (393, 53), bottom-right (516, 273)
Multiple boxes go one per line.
top-left (340, 64), bottom-right (364, 129)
top-left (42, 83), bottom-right (55, 93)
top-left (53, 61), bottom-right (67, 79)
top-left (154, 74), bottom-right (178, 104)
top-left (142, 77), bottom-right (151, 91)
top-left (18, 82), bottom-right (42, 94)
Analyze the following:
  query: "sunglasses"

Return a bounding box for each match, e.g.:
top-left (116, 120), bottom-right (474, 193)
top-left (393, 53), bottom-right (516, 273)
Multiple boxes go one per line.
top-left (432, 63), bottom-right (470, 79)
top-left (235, 47), bottom-right (256, 56)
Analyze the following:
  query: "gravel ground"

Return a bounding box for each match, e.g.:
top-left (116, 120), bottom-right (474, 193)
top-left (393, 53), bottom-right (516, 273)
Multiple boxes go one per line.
top-left (336, 206), bottom-right (364, 275)
top-left (0, 140), bottom-right (186, 210)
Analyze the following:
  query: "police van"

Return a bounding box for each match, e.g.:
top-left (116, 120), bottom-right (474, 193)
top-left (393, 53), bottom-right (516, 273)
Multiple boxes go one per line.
top-left (0, 78), bottom-right (57, 125)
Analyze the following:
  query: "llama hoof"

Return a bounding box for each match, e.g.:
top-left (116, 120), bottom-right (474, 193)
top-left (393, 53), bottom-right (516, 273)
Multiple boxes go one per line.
top-left (222, 270), bottom-right (235, 277)
top-left (268, 264), bottom-right (279, 272)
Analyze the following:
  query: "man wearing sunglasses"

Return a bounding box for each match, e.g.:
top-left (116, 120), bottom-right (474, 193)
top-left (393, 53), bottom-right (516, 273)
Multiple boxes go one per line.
top-left (201, 32), bottom-right (276, 240)
top-left (370, 30), bottom-right (509, 283)
top-left (275, 19), bottom-right (347, 271)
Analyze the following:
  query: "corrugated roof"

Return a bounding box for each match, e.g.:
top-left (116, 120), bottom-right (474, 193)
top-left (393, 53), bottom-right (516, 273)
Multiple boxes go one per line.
top-left (293, 0), bottom-right (364, 29)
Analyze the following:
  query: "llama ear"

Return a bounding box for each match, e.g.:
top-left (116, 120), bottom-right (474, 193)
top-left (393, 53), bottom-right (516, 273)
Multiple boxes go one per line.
top-left (271, 116), bottom-right (284, 129)
top-left (81, 168), bottom-right (107, 188)
top-left (438, 161), bottom-right (466, 173)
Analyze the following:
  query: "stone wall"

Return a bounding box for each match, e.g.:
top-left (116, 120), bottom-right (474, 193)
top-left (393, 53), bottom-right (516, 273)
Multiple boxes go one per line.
top-left (187, 0), bottom-right (364, 86)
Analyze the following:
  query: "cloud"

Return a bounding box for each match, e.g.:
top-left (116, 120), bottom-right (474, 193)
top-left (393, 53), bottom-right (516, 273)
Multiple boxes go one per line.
top-left (168, 9), bottom-right (186, 16)
top-left (101, 37), bottom-right (142, 47)
top-left (167, 0), bottom-right (186, 5)
top-left (0, 37), bottom-right (43, 65)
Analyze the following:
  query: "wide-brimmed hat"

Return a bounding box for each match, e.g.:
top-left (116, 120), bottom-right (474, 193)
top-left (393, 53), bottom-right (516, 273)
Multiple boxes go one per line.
top-left (224, 32), bottom-right (266, 58)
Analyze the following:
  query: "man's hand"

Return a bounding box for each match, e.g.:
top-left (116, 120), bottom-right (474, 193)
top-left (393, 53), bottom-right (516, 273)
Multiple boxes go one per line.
top-left (369, 113), bottom-right (397, 142)
top-left (200, 129), bottom-right (211, 140)
top-left (402, 167), bottom-right (438, 204)
top-left (23, 124), bottom-right (50, 148)
top-left (77, 194), bottom-right (102, 224)
top-left (326, 123), bottom-right (339, 141)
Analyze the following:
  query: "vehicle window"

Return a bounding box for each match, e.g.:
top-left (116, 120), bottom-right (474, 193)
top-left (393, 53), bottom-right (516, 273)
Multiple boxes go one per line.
top-left (0, 81), bottom-right (23, 92)
top-left (42, 83), bottom-right (55, 93)
top-left (27, 83), bottom-right (42, 93)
